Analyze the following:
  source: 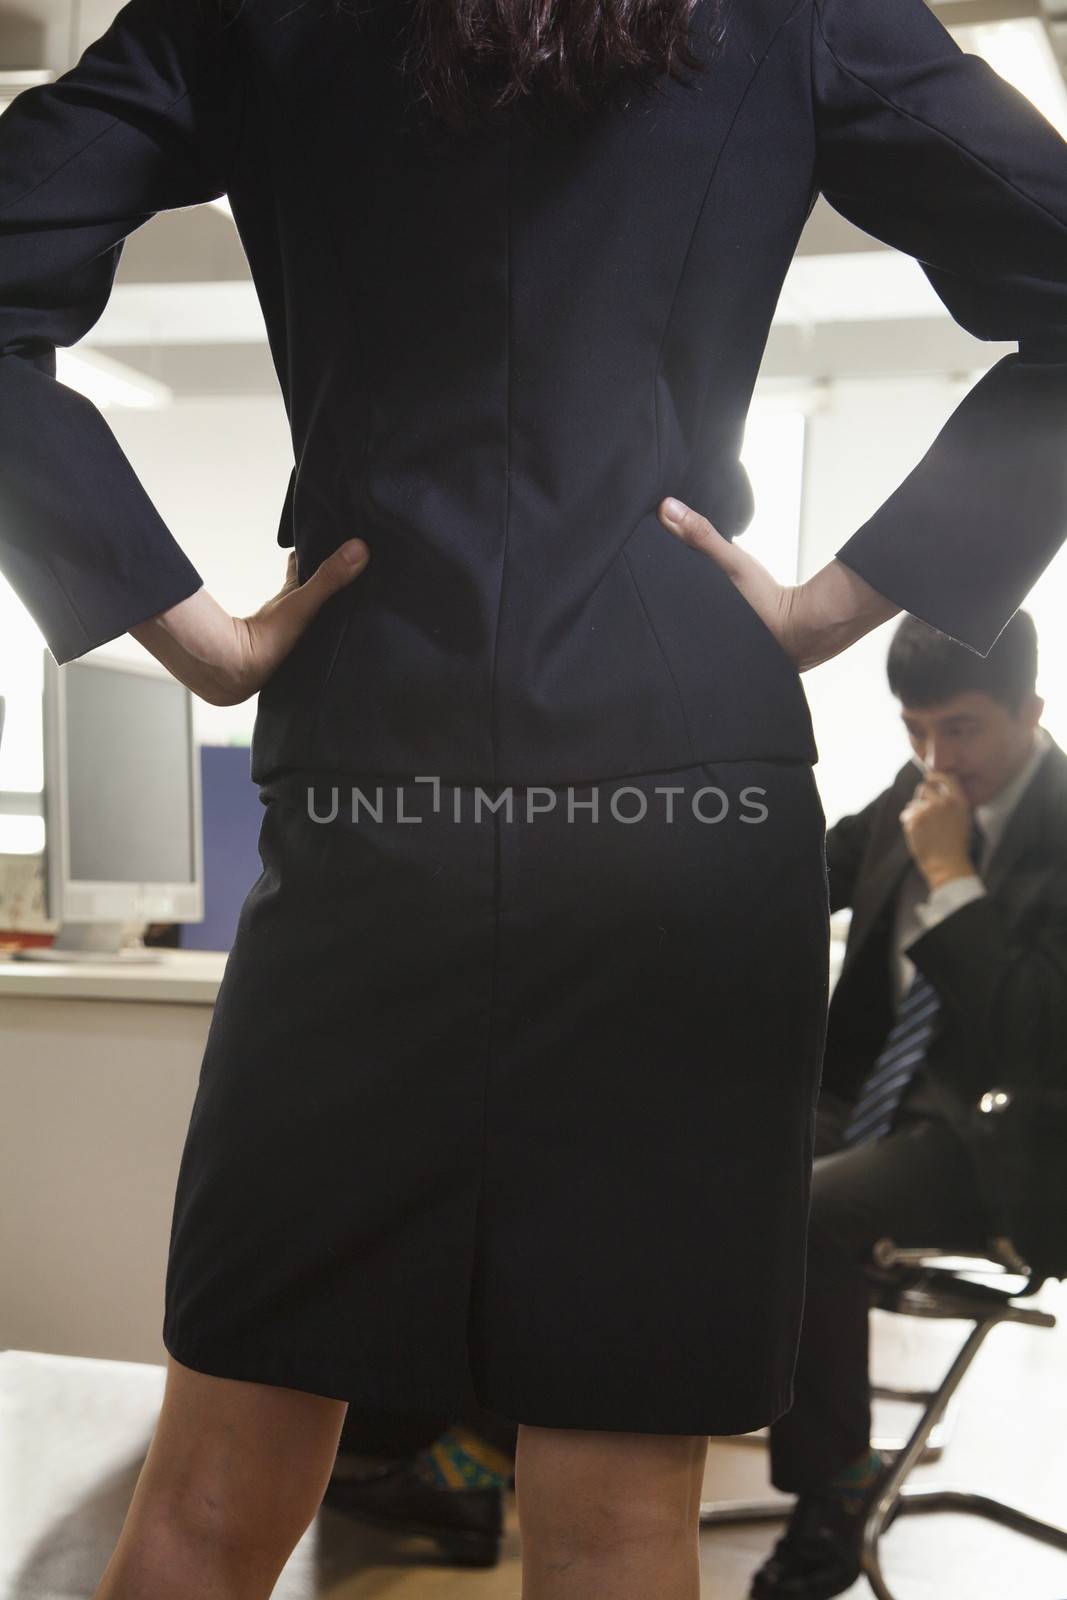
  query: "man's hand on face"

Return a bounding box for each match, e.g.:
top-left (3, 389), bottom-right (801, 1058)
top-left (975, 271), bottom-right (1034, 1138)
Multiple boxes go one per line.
top-left (899, 769), bottom-right (977, 892)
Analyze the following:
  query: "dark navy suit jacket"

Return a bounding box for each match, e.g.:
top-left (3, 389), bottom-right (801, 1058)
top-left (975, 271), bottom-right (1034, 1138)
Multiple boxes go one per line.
top-left (3, 0), bottom-right (1067, 785)
top-left (818, 735), bottom-right (1067, 1272)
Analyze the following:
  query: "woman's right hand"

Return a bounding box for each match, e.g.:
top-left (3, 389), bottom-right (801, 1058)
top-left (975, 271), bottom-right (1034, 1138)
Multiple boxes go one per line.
top-left (128, 539), bottom-right (370, 704)
top-left (657, 497), bottom-right (901, 671)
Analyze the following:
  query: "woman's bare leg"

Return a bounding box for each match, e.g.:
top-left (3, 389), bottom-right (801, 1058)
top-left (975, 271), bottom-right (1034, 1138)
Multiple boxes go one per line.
top-left (515, 1424), bottom-right (709, 1600)
top-left (92, 1355), bottom-right (348, 1600)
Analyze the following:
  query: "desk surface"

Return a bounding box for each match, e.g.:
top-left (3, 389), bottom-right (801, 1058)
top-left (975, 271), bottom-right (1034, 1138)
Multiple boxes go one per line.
top-left (0, 936), bottom-right (849, 1007)
top-left (0, 947), bottom-right (228, 1005)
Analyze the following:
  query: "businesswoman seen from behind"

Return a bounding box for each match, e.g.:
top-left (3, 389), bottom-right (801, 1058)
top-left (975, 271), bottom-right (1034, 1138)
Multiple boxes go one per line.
top-left (3, 0), bottom-right (1067, 1594)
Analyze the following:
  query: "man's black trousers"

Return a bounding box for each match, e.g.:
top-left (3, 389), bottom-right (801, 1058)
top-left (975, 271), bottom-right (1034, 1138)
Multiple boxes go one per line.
top-left (769, 1110), bottom-right (995, 1493)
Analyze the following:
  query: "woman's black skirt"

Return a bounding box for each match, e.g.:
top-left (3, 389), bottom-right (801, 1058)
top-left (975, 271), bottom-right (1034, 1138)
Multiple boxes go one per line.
top-left (162, 757), bottom-right (830, 1435)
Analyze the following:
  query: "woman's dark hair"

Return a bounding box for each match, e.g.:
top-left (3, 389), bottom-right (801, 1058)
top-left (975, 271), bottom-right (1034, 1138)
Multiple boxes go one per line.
top-left (402, 0), bottom-right (715, 134)
top-left (214, 0), bottom-right (722, 136)
top-left (886, 611), bottom-right (1039, 713)
top-left (319, 0), bottom-right (720, 137)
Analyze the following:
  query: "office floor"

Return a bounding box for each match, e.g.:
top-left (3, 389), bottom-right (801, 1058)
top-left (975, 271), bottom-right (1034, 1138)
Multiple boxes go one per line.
top-left (4, 1279), bottom-right (1067, 1600)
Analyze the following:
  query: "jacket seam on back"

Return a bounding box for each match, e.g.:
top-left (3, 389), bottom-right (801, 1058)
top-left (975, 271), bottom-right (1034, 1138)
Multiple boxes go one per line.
top-left (810, 0), bottom-right (1067, 247)
top-left (488, 128), bottom-right (513, 789)
top-left (653, 0), bottom-right (812, 487)
top-left (621, 545), bottom-right (697, 758)
top-left (266, 43), bottom-right (373, 765)
top-left (219, 21), bottom-right (251, 195)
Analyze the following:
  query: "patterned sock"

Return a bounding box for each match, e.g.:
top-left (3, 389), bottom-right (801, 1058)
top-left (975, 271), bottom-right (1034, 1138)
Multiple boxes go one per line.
top-left (413, 1425), bottom-right (514, 1490)
top-left (824, 1444), bottom-right (884, 1514)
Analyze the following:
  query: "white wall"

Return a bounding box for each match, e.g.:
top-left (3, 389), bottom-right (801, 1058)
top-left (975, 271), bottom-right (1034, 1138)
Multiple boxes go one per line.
top-left (796, 371), bottom-right (1067, 829)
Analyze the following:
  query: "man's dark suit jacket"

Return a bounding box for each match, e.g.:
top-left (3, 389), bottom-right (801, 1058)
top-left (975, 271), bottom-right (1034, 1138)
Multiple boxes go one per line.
top-left (820, 735), bottom-right (1067, 1275)
top-left (4, 0), bottom-right (1067, 785)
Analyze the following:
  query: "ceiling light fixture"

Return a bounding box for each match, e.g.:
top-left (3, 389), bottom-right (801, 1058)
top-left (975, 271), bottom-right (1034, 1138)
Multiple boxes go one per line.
top-left (54, 350), bottom-right (172, 410)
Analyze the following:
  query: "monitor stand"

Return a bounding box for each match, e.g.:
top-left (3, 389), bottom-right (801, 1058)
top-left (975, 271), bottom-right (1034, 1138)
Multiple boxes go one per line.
top-left (11, 921), bottom-right (163, 964)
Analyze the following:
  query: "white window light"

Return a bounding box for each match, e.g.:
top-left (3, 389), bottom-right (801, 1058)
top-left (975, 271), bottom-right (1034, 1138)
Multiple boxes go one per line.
top-left (951, 16), bottom-right (1067, 138)
top-left (1024, 541), bottom-right (1067, 753)
top-left (0, 814), bottom-right (45, 857)
top-left (0, 69), bottom-right (52, 112)
top-left (0, 572), bottom-right (44, 857)
top-left (739, 406), bottom-right (808, 587)
top-left (751, 381), bottom-right (829, 417)
top-left (0, 581), bottom-right (43, 790)
top-left (54, 350), bottom-right (172, 411)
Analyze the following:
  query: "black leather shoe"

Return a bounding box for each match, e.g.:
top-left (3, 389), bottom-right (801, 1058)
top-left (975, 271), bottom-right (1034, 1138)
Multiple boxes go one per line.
top-left (322, 1459), bottom-right (505, 1567)
top-left (749, 1483), bottom-right (899, 1599)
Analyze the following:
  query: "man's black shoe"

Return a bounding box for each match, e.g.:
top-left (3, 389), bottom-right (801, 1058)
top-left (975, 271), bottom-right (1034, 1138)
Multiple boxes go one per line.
top-left (322, 1458), bottom-right (504, 1568)
top-left (749, 1484), bottom-right (899, 1599)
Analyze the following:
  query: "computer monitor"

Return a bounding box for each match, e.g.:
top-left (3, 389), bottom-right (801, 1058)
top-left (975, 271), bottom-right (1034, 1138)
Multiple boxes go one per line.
top-left (18, 651), bottom-right (204, 962)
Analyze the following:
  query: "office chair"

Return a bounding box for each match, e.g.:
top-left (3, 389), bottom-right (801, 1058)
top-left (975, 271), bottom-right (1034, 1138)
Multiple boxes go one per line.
top-left (701, 1242), bottom-right (1066, 1598)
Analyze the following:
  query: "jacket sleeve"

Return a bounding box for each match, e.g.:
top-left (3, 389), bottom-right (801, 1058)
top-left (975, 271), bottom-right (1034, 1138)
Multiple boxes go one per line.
top-left (824, 790), bottom-right (882, 913)
top-left (906, 870), bottom-right (1067, 1101)
top-left (0, 0), bottom-right (243, 664)
top-left (811, 0), bottom-right (1067, 656)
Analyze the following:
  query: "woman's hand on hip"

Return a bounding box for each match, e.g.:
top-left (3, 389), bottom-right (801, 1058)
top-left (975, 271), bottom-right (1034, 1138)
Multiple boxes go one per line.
top-left (657, 497), bottom-right (901, 670)
top-left (128, 540), bottom-right (370, 704)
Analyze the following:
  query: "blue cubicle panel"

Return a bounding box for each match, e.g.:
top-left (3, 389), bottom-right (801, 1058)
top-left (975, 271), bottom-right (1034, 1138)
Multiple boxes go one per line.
top-left (181, 745), bottom-right (263, 952)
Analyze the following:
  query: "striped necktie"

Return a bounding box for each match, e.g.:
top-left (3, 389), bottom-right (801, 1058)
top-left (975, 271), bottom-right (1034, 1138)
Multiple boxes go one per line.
top-left (841, 814), bottom-right (985, 1149)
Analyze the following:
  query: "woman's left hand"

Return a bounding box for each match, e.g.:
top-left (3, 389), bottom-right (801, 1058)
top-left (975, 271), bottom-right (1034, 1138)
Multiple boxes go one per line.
top-left (658, 496), bottom-right (801, 656)
top-left (657, 496), bottom-right (901, 671)
top-left (129, 540), bottom-right (370, 705)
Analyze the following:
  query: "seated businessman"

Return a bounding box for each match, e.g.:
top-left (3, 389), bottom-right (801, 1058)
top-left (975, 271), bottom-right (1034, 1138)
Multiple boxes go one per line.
top-left (751, 607), bottom-right (1067, 1600)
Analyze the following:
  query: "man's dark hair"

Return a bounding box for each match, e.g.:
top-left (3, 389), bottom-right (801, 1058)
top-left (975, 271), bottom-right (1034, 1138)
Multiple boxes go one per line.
top-left (886, 610), bottom-right (1038, 712)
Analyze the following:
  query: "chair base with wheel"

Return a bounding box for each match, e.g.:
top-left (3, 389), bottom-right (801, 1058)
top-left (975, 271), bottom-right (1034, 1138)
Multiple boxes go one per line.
top-left (699, 1242), bottom-right (1067, 1600)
